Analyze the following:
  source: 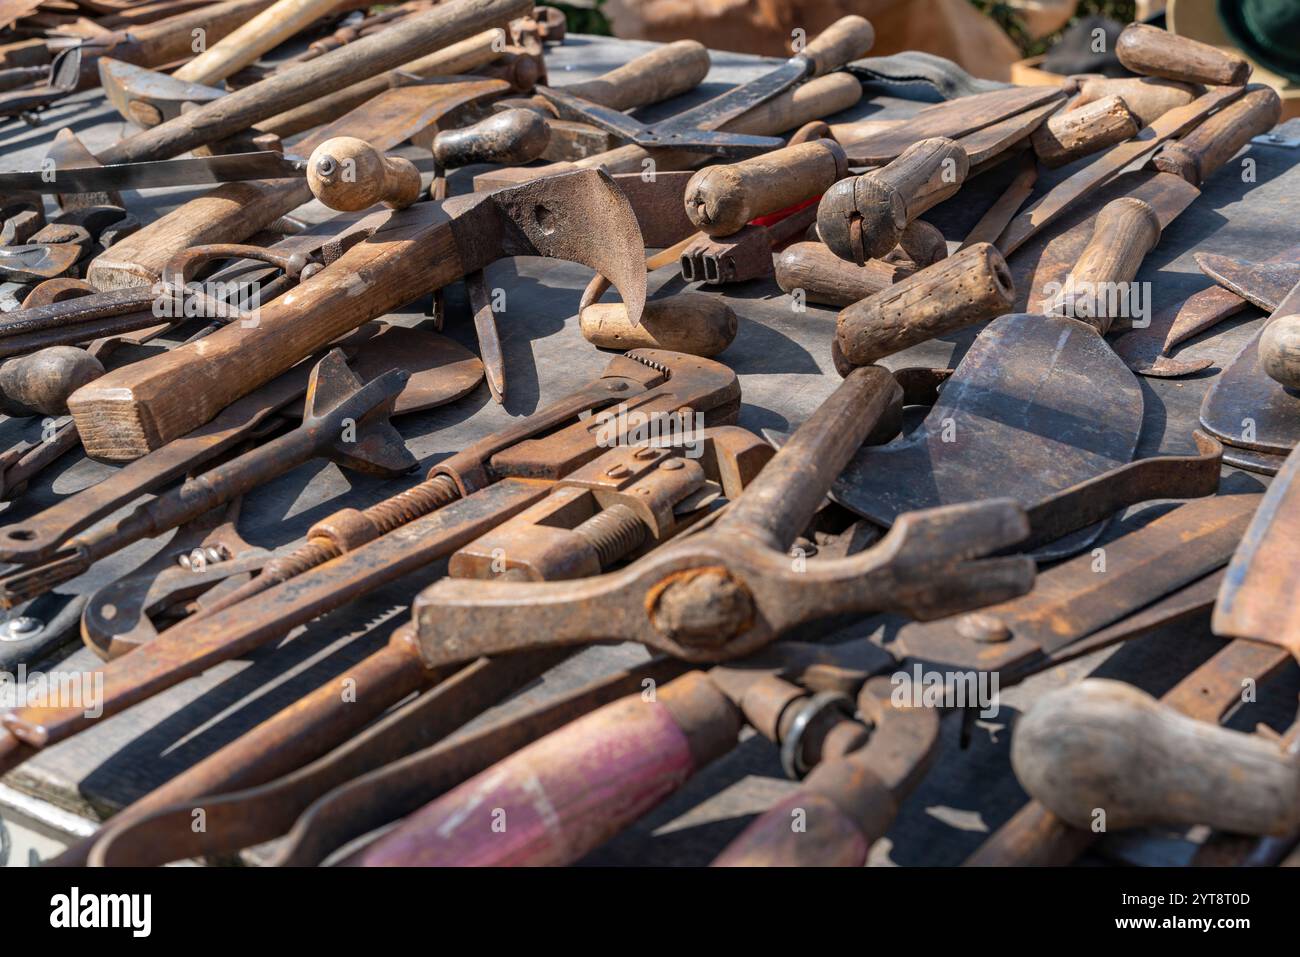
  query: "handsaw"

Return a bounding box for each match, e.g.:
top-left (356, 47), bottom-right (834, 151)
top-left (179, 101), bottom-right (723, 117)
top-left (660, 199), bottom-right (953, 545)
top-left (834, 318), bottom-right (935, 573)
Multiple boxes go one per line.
top-left (537, 15), bottom-right (875, 158)
top-left (0, 150), bottom-right (308, 193)
top-left (1214, 444), bottom-right (1300, 657)
top-left (833, 186), bottom-right (1212, 561)
top-left (1200, 279), bottom-right (1300, 474)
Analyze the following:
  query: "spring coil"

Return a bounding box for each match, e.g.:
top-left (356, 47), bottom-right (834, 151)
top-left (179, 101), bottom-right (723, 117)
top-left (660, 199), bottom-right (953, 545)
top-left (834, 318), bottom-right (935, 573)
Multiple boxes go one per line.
top-left (574, 503), bottom-right (646, 568)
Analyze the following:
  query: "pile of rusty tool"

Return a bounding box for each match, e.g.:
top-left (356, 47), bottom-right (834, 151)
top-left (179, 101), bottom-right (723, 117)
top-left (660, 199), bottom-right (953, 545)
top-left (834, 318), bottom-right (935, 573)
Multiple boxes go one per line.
top-left (0, 3), bottom-right (1296, 872)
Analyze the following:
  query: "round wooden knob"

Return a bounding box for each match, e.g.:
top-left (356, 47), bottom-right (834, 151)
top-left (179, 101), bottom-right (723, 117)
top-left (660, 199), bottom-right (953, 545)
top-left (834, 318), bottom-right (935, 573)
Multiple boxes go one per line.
top-left (1260, 314), bottom-right (1300, 391)
top-left (306, 136), bottom-right (422, 212)
top-left (0, 346), bottom-right (105, 417)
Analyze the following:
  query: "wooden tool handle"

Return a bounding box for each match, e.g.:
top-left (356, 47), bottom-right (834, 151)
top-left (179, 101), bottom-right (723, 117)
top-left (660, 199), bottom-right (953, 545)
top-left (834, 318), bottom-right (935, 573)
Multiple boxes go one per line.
top-left (817, 137), bottom-right (968, 264)
top-left (579, 293), bottom-right (737, 357)
top-left (97, 0), bottom-right (532, 164)
top-left (432, 109), bottom-right (550, 168)
top-left (0, 346), bottom-right (103, 417)
top-left (307, 136), bottom-right (422, 211)
top-left (800, 15), bottom-right (875, 77)
top-left (1152, 85), bottom-right (1283, 186)
top-left (562, 39), bottom-right (710, 111)
top-left (836, 242), bottom-right (1013, 368)
top-left (1031, 94), bottom-right (1140, 169)
top-left (172, 0), bottom-right (342, 86)
top-left (352, 672), bottom-right (742, 866)
top-left (1260, 313), bottom-right (1300, 390)
top-left (1072, 76), bottom-right (1200, 128)
top-left (1116, 22), bottom-right (1250, 86)
top-left (775, 241), bottom-right (912, 306)
top-left (1012, 679), bottom-right (1300, 835)
top-left (684, 140), bottom-right (847, 237)
top-left (712, 761), bottom-right (894, 866)
top-left (1051, 197), bottom-right (1160, 335)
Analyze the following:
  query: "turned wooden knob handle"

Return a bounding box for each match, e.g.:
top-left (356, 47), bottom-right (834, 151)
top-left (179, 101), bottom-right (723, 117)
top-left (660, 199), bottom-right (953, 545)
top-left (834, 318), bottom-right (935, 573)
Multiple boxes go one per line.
top-left (1116, 22), bottom-right (1250, 86)
top-left (835, 242), bottom-right (1013, 368)
top-left (560, 39), bottom-right (711, 111)
top-left (351, 672), bottom-right (740, 866)
top-left (1152, 85), bottom-right (1282, 187)
top-left (685, 140), bottom-right (847, 237)
top-left (0, 345), bottom-right (104, 417)
top-left (580, 293), bottom-right (737, 357)
top-left (818, 137), bottom-right (968, 264)
top-left (307, 136), bottom-right (422, 212)
top-left (1031, 94), bottom-right (1140, 169)
top-left (1071, 76), bottom-right (1200, 128)
top-left (1012, 679), bottom-right (1300, 836)
top-left (800, 15), bottom-right (875, 77)
top-left (1049, 197), bottom-right (1160, 335)
top-left (432, 109), bottom-right (551, 168)
top-left (1260, 313), bottom-right (1300, 390)
top-left (776, 241), bottom-right (913, 307)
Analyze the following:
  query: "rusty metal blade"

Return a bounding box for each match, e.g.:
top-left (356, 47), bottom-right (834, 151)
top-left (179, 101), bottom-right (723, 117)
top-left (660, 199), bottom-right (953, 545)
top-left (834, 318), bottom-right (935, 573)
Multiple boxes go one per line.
top-left (843, 86), bottom-right (1064, 166)
top-left (896, 493), bottom-right (1259, 678)
top-left (831, 313), bottom-right (1143, 562)
top-left (996, 86), bottom-right (1244, 256)
top-left (1214, 447), bottom-right (1300, 656)
top-left (1160, 285), bottom-right (1251, 353)
top-left (1196, 252), bottom-right (1300, 313)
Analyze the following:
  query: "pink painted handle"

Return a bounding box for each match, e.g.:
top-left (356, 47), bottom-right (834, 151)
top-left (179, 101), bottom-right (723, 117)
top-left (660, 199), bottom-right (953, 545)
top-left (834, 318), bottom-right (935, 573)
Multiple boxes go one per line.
top-left (355, 672), bottom-right (739, 866)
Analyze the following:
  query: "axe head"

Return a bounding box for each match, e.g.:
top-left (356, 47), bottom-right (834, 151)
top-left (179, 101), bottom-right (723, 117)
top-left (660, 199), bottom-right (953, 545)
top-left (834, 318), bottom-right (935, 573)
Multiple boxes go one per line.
top-left (303, 349), bottom-right (418, 478)
top-left (98, 58), bottom-right (225, 128)
top-left (460, 168), bottom-right (647, 326)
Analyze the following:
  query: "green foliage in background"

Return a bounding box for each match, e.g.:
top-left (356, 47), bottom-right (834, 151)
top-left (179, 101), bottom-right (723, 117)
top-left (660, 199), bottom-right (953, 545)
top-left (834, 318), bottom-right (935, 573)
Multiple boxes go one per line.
top-left (550, 0), bottom-right (611, 35)
top-left (968, 0), bottom-right (1137, 55)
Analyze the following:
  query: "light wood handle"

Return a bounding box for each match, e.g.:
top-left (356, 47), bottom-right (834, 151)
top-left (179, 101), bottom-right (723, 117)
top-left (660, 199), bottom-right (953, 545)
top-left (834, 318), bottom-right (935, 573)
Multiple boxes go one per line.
top-left (836, 242), bottom-right (1013, 367)
top-left (97, 0), bottom-right (533, 164)
top-left (0, 346), bottom-right (104, 417)
top-left (775, 241), bottom-right (913, 306)
top-left (818, 137), bottom-right (968, 264)
top-left (684, 140), bottom-right (847, 237)
top-left (1071, 76), bottom-right (1200, 128)
top-left (1031, 94), bottom-right (1140, 169)
top-left (1152, 85), bottom-right (1282, 186)
top-left (1049, 197), bottom-right (1160, 334)
top-left (1012, 679), bottom-right (1300, 836)
top-left (801, 15), bottom-right (875, 77)
top-left (562, 39), bottom-right (710, 111)
top-left (172, 0), bottom-right (343, 86)
top-left (433, 109), bottom-right (550, 168)
top-left (352, 672), bottom-right (741, 866)
top-left (1116, 22), bottom-right (1250, 86)
top-left (579, 293), bottom-right (737, 357)
top-left (1260, 313), bottom-right (1300, 390)
top-left (307, 136), bottom-right (422, 211)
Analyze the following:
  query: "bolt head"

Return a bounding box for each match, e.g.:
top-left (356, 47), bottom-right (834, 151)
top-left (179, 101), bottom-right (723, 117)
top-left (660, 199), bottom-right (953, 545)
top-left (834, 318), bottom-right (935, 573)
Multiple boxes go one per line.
top-left (956, 612), bottom-right (1011, 643)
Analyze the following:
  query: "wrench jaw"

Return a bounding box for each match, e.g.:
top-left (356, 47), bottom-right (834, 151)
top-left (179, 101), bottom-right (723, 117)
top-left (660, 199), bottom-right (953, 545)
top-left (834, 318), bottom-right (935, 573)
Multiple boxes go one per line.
top-left (412, 498), bottom-right (1036, 667)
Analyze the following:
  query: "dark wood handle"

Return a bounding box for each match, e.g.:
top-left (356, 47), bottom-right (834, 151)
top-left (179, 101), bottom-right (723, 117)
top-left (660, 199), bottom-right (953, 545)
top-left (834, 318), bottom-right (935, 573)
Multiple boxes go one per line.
top-left (561, 39), bottom-right (710, 111)
top-left (433, 109), bottom-right (550, 167)
top-left (1050, 197), bottom-right (1160, 334)
top-left (1031, 94), bottom-right (1139, 169)
top-left (818, 137), bottom-right (968, 264)
top-left (307, 136), bottom-right (423, 211)
top-left (352, 672), bottom-right (741, 866)
top-left (1152, 85), bottom-right (1282, 186)
top-left (775, 241), bottom-right (912, 306)
top-left (1116, 22), bottom-right (1250, 86)
top-left (836, 242), bottom-right (1014, 367)
top-left (801, 15), bottom-right (875, 77)
top-left (0, 346), bottom-right (103, 417)
top-left (1012, 679), bottom-right (1300, 835)
top-left (685, 140), bottom-right (847, 237)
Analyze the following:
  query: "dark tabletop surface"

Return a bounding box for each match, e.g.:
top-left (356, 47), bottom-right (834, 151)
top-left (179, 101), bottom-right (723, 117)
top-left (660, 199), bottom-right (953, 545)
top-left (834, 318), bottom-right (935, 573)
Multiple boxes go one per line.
top-left (0, 34), bottom-right (1297, 866)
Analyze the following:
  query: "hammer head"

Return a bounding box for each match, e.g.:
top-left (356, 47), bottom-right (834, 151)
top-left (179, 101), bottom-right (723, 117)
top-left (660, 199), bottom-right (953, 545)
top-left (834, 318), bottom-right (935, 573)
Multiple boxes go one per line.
top-left (448, 168), bottom-right (647, 326)
top-left (99, 58), bottom-right (224, 128)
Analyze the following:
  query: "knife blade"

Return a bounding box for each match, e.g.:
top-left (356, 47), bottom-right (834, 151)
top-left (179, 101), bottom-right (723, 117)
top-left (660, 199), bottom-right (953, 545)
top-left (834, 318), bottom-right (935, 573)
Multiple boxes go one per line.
top-left (0, 151), bottom-right (309, 194)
